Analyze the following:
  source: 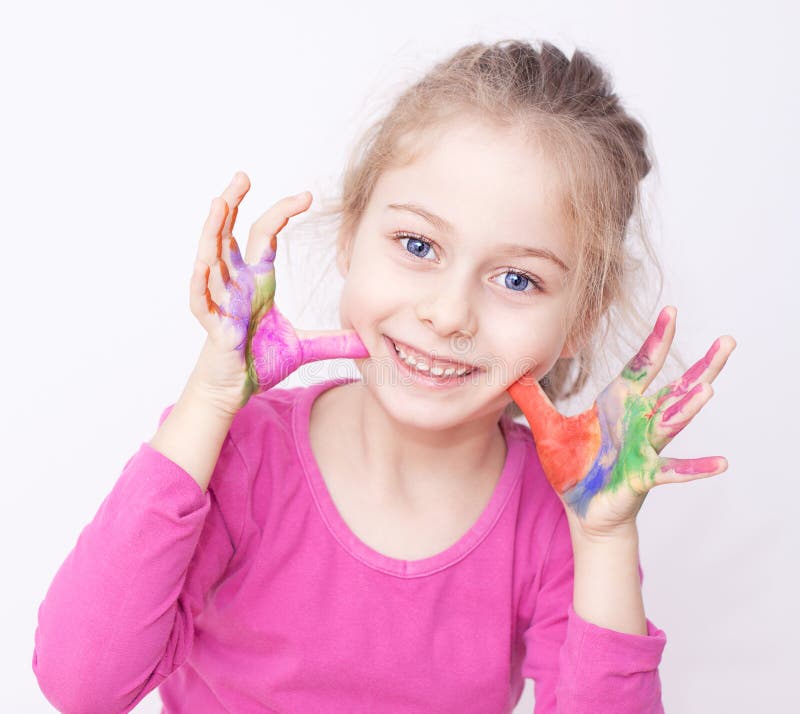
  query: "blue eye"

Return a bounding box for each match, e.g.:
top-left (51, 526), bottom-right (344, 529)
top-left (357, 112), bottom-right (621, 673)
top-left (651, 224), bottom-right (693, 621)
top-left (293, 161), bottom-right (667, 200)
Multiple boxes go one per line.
top-left (393, 231), bottom-right (543, 297)
top-left (398, 232), bottom-right (435, 260)
top-left (503, 272), bottom-right (533, 292)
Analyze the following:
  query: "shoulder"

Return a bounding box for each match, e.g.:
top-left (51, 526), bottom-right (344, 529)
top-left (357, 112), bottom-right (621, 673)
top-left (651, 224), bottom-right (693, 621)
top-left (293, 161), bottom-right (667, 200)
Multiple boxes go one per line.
top-left (153, 380), bottom-right (333, 543)
top-left (228, 381), bottom-right (309, 453)
top-left (158, 384), bottom-right (324, 500)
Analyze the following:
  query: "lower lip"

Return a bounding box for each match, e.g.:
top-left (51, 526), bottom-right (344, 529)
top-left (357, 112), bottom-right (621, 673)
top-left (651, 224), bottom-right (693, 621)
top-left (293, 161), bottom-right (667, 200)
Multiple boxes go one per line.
top-left (384, 335), bottom-right (476, 390)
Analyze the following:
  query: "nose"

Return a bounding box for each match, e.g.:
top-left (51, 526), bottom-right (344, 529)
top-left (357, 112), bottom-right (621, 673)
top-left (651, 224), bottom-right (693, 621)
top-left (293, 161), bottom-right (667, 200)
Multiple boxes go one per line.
top-left (414, 273), bottom-right (478, 340)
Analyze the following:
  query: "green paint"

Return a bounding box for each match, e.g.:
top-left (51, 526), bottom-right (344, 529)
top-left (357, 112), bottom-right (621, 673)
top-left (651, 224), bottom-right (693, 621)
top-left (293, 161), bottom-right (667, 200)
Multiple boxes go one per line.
top-left (607, 395), bottom-right (657, 493)
top-left (242, 271), bottom-right (276, 406)
top-left (621, 364), bottom-right (647, 383)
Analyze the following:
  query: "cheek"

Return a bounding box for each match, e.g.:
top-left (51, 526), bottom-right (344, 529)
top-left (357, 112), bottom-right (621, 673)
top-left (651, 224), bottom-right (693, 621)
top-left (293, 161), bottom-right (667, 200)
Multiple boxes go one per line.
top-left (337, 297), bottom-right (352, 331)
top-left (491, 316), bottom-right (566, 379)
top-left (337, 259), bottom-right (384, 331)
top-left (337, 279), bottom-right (359, 331)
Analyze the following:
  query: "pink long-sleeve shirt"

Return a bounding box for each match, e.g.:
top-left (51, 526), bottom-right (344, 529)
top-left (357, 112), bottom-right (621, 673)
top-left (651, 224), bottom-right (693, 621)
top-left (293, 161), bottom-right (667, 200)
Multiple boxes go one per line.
top-left (33, 376), bottom-right (667, 713)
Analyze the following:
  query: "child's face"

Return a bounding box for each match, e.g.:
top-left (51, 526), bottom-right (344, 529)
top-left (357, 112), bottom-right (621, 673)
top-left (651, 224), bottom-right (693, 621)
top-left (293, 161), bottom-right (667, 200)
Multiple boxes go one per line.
top-left (336, 118), bottom-right (576, 428)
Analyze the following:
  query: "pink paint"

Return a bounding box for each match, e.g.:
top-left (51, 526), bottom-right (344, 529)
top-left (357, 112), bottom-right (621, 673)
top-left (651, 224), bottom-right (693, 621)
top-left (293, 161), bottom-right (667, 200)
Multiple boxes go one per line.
top-left (250, 305), bottom-right (304, 386)
top-left (302, 331), bottom-right (371, 363)
top-left (626, 307), bottom-right (672, 374)
top-left (662, 382), bottom-right (704, 422)
top-left (249, 307), bottom-right (369, 391)
top-left (676, 338), bottom-right (721, 392)
top-left (661, 456), bottom-right (725, 475)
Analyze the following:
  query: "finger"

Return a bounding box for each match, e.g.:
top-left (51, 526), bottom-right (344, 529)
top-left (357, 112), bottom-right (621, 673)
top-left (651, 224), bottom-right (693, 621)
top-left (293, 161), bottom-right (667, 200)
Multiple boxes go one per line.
top-left (642, 333), bottom-right (736, 431)
top-left (653, 454), bottom-right (728, 486)
top-left (669, 335), bottom-right (737, 399)
top-left (618, 306), bottom-right (677, 394)
top-left (507, 376), bottom-right (603, 496)
top-left (220, 171), bottom-right (251, 243)
top-left (293, 327), bottom-right (371, 362)
top-left (226, 234), bottom-right (246, 274)
top-left (190, 259), bottom-right (222, 333)
top-left (217, 173), bottom-right (250, 285)
top-left (507, 367), bottom-right (560, 426)
top-left (196, 198), bottom-right (228, 269)
top-left (207, 260), bottom-right (231, 316)
top-left (507, 373), bottom-right (564, 434)
top-left (244, 191), bottom-right (312, 265)
top-left (649, 382), bottom-right (714, 451)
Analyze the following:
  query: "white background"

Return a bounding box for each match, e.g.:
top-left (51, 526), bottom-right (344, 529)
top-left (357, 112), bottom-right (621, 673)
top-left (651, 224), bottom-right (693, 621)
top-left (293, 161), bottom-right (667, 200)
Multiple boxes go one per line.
top-left (3, 0), bottom-right (797, 711)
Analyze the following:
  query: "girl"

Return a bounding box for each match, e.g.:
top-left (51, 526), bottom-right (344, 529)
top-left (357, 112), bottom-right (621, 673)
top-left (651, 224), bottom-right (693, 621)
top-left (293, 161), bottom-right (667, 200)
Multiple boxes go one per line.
top-left (33, 39), bottom-right (735, 713)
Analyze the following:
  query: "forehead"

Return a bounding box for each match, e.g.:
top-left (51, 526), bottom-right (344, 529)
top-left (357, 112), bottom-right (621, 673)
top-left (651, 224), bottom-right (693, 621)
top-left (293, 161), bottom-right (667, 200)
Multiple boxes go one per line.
top-left (371, 118), bottom-right (573, 262)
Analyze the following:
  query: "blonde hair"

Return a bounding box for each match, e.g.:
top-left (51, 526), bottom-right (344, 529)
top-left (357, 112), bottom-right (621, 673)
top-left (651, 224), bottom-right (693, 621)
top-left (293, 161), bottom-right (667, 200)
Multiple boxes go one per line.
top-left (289, 39), bottom-right (685, 418)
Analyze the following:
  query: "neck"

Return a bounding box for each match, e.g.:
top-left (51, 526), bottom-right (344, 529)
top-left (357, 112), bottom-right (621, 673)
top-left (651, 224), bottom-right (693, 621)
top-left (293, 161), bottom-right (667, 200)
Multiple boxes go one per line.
top-left (340, 380), bottom-right (508, 508)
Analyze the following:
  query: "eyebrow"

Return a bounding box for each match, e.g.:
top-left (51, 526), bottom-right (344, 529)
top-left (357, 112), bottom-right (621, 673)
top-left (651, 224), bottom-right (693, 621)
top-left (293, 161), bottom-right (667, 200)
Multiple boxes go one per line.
top-left (386, 202), bottom-right (570, 273)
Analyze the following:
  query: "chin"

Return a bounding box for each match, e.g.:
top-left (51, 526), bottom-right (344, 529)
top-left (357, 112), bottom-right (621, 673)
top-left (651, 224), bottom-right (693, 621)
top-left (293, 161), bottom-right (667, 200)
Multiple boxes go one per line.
top-left (376, 374), bottom-right (510, 431)
top-left (375, 391), bottom-right (473, 431)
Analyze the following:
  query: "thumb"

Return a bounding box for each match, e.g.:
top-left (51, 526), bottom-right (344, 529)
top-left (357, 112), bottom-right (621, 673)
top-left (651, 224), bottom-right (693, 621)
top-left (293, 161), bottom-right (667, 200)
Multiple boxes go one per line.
top-left (508, 376), bottom-right (603, 496)
top-left (294, 327), bottom-right (370, 363)
top-left (507, 374), bottom-right (561, 431)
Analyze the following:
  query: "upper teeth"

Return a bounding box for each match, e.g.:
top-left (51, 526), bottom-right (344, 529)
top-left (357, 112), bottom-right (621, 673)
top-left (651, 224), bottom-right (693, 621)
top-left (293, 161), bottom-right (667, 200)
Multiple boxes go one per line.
top-left (393, 341), bottom-right (473, 376)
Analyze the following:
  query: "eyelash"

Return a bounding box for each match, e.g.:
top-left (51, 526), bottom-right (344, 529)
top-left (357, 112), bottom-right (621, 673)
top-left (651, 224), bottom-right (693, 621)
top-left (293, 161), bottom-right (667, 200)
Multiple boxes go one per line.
top-left (392, 231), bottom-right (544, 296)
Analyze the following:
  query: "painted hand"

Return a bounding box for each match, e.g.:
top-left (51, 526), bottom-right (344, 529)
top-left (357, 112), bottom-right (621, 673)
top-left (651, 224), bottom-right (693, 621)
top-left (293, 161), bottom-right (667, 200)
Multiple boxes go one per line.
top-left (507, 306), bottom-right (736, 539)
top-left (191, 172), bottom-right (369, 412)
top-left (220, 233), bottom-right (369, 406)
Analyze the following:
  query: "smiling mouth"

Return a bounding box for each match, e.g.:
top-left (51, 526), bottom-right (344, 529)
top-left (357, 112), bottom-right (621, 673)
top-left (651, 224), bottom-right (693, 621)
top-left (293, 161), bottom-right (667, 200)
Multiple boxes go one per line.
top-left (387, 336), bottom-right (477, 377)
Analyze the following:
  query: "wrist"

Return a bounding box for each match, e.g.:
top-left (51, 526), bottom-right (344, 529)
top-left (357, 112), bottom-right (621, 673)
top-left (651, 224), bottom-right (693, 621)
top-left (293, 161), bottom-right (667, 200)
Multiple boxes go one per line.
top-left (183, 375), bottom-right (242, 422)
top-left (564, 506), bottom-right (639, 548)
top-left (570, 522), bottom-right (639, 549)
top-left (186, 339), bottom-right (249, 418)
top-left (149, 381), bottom-right (236, 494)
top-left (570, 526), bottom-right (640, 568)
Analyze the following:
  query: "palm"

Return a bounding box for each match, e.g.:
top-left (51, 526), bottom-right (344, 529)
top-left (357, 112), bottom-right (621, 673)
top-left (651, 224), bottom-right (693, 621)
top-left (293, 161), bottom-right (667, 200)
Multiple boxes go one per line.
top-left (507, 306), bottom-right (736, 537)
top-left (195, 174), bottom-right (370, 412)
top-left (226, 236), bottom-right (368, 403)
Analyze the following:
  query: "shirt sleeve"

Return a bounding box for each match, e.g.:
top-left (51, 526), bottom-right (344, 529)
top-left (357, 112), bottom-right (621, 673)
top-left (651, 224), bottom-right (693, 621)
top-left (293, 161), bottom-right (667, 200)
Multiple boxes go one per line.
top-left (32, 404), bottom-right (248, 714)
top-left (521, 508), bottom-right (667, 713)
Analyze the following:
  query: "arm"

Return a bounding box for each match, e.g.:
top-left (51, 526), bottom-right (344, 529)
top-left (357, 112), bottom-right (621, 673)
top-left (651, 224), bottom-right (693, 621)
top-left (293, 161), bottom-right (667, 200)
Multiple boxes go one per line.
top-left (32, 398), bottom-right (247, 714)
top-left (511, 307), bottom-right (734, 710)
top-left (522, 510), bottom-right (666, 713)
top-left (149, 363), bottom-right (237, 493)
top-left (571, 524), bottom-right (647, 636)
